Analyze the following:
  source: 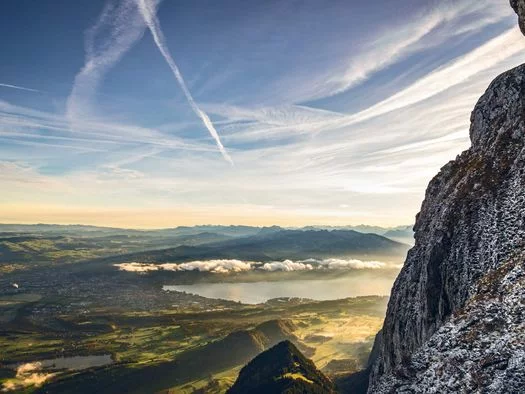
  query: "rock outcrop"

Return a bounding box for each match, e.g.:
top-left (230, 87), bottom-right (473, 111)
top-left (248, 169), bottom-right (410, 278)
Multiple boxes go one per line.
top-left (370, 251), bottom-right (525, 393)
top-left (511, 0), bottom-right (525, 34)
top-left (368, 2), bottom-right (525, 392)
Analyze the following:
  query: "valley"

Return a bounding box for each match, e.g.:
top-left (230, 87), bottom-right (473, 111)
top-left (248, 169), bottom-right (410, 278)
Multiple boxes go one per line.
top-left (0, 224), bottom-right (405, 393)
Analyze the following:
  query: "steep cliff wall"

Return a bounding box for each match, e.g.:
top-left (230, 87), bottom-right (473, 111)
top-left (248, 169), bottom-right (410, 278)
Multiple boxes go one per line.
top-left (511, 0), bottom-right (525, 34)
top-left (370, 249), bottom-right (525, 392)
top-left (368, 3), bottom-right (525, 393)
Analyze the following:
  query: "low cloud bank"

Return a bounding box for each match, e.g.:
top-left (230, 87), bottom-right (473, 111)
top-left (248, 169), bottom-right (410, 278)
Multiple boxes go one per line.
top-left (114, 259), bottom-right (253, 273)
top-left (178, 259), bottom-right (252, 273)
top-left (303, 258), bottom-right (387, 270)
top-left (262, 260), bottom-right (314, 272)
top-left (115, 258), bottom-right (402, 274)
top-left (1, 362), bottom-right (55, 392)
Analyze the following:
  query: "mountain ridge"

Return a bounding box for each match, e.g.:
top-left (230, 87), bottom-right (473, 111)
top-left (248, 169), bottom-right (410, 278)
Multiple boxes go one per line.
top-left (227, 340), bottom-right (335, 394)
top-left (104, 229), bottom-right (410, 264)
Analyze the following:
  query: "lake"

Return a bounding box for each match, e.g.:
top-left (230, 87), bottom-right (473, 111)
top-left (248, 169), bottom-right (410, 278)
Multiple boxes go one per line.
top-left (163, 273), bottom-right (396, 304)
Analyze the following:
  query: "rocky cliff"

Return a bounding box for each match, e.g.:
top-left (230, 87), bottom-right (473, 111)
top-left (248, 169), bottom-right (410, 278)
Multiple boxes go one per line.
top-left (368, 3), bottom-right (525, 393)
top-left (512, 0), bottom-right (525, 34)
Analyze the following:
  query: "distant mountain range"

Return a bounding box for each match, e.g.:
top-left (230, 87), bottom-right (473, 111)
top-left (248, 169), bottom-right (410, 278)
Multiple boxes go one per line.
top-left (108, 229), bottom-right (410, 264)
top-left (0, 223), bottom-right (414, 245)
top-left (0, 223), bottom-right (264, 238)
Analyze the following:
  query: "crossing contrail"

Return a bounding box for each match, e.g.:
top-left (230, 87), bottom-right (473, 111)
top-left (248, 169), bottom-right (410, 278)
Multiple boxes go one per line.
top-left (135, 0), bottom-right (234, 165)
top-left (67, 0), bottom-right (232, 164)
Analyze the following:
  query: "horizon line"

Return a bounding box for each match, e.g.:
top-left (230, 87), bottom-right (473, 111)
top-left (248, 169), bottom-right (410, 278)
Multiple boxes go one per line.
top-left (0, 221), bottom-right (413, 231)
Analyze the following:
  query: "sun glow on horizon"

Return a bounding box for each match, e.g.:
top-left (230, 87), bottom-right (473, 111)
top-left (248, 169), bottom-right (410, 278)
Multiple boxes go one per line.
top-left (0, 203), bottom-right (411, 229)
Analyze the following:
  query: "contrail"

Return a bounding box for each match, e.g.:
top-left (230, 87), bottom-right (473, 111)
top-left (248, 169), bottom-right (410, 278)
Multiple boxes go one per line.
top-left (0, 83), bottom-right (40, 93)
top-left (135, 0), bottom-right (234, 165)
top-left (67, 0), bottom-right (148, 121)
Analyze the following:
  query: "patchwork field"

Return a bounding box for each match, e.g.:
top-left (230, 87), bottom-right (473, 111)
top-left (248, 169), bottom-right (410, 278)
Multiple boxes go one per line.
top-left (0, 294), bottom-right (388, 393)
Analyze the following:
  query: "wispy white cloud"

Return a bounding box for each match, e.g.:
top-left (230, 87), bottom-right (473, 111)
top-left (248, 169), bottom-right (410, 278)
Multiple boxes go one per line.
top-left (3, 0), bottom-right (525, 228)
top-left (212, 26), bottom-right (525, 146)
top-left (0, 83), bottom-right (40, 93)
top-left (67, 0), bottom-right (149, 121)
top-left (251, 0), bottom-right (514, 105)
top-left (66, 0), bottom-right (232, 164)
top-left (204, 103), bottom-right (346, 142)
top-left (135, 0), bottom-right (233, 164)
top-left (0, 99), bottom-right (216, 153)
top-left (325, 0), bottom-right (512, 98)
top-left (343, 27), bottom-right (525, 126)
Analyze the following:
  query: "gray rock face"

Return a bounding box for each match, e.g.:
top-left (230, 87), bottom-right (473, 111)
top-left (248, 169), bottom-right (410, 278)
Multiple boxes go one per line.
top-left (511, 0), bottom-right (525, 35)
top-left (368, 62), bottom-right (525, 393)
top-left (371, 255), bottom-right (525, 393)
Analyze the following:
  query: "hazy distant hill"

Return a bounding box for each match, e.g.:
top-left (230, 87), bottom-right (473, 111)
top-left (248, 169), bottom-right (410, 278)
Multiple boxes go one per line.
top-left (300, 225), bottom-right (414, 245)
top-left (0, 223), bottom-right (413, 240)
top-left (215, 229), bottom-right (408, 258)
top-left (109, 229), bottom-right (410, 264)
top-left (0, 225), bottom-right (410, 271)
top-left (0, 231), bottom-right (234, 266)
top-left (0, 223), bottom-right (267, 238)
top-left (0, 223), bottom-right (110, 234)
top-left (381, 225), bottom-right (414, 245)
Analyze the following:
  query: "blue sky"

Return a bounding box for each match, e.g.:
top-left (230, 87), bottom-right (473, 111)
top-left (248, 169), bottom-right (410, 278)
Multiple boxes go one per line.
top-left (0, 0), bottom-right (524, 228)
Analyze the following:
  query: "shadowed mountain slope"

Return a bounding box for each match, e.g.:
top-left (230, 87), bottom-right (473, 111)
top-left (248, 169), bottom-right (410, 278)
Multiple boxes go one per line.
top-left (227, 341), bottom-right (334, 394)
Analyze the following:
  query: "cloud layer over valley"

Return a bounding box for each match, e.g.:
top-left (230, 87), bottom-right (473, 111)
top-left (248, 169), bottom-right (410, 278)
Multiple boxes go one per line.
top-left (114, 258), bottom-right (402, 274)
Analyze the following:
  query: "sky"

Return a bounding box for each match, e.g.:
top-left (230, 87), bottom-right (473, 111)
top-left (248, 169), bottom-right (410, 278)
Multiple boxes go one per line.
top-left (0, 0), bottom-right (524, 228)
